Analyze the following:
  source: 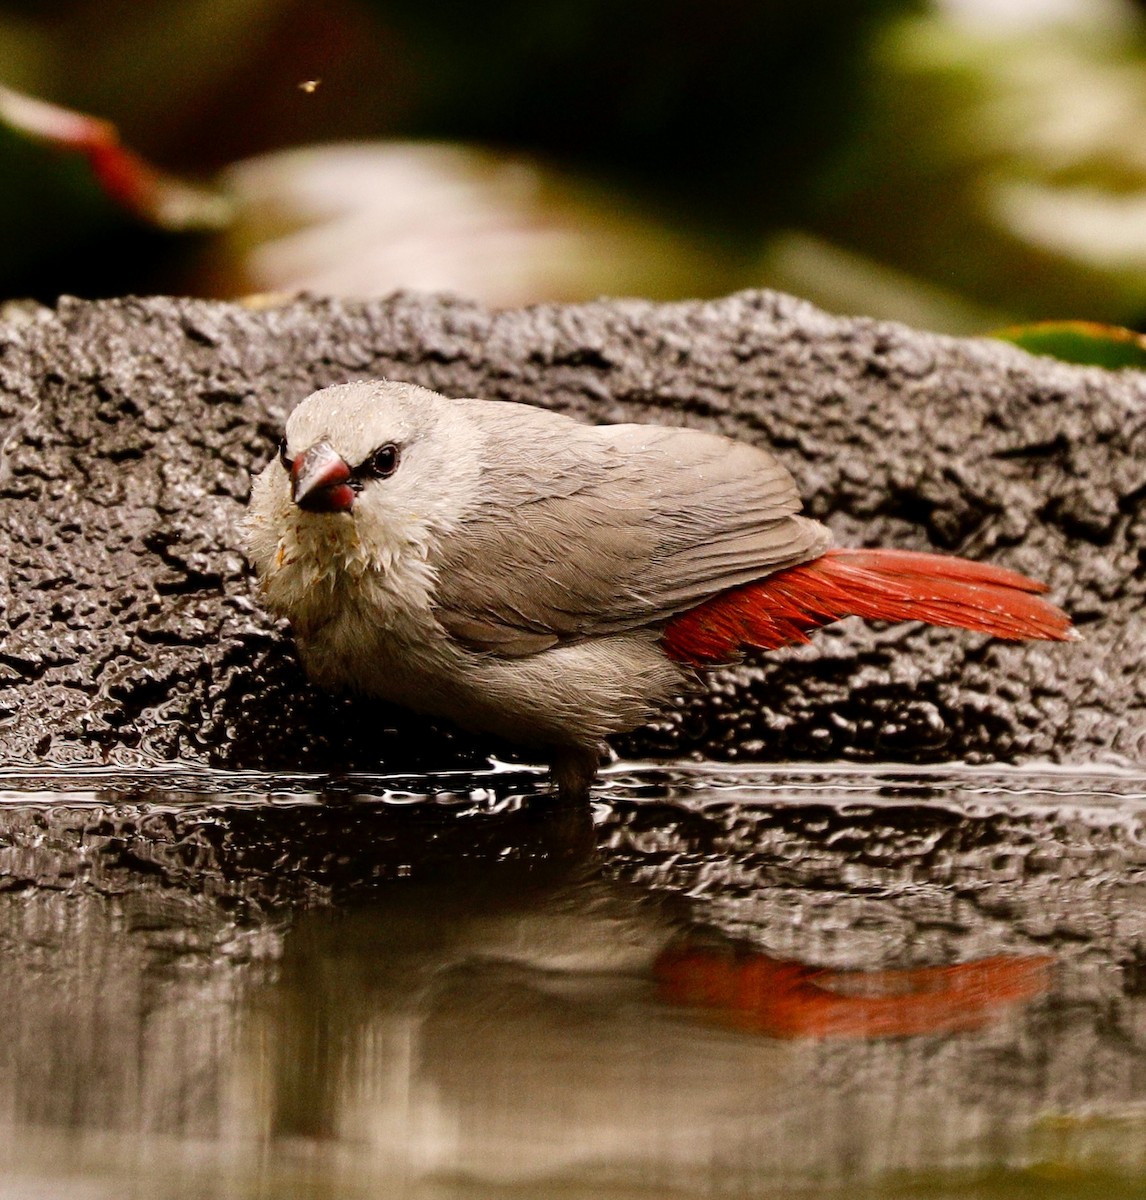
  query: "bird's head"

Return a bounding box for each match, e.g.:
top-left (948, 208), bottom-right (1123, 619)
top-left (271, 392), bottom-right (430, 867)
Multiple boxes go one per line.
top-left (245, 380), bottom-right (480, 624)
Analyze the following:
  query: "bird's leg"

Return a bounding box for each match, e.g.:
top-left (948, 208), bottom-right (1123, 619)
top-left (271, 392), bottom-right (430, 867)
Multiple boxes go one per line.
top-left (549, 743), bottom-right (602, 804)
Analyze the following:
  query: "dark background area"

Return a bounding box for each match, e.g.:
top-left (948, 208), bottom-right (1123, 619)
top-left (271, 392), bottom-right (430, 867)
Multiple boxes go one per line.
top-left (5, 0), bottom-right (1146, 331)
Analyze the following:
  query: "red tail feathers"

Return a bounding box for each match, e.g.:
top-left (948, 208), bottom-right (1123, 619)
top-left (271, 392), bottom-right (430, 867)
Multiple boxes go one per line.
top-left (662, 548), bottom-right (1075, 666)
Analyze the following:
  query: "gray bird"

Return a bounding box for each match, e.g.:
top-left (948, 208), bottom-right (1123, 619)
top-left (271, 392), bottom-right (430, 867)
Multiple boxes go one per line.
top-left (246, 380), bottom-right (1073, 801)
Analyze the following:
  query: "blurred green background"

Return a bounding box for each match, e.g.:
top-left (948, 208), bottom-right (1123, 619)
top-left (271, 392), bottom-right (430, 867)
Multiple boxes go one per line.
top-left (5, 0), bottom-right (1146, 334)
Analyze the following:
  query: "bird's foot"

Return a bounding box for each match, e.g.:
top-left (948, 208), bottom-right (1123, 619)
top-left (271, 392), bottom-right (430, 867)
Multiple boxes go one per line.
top-left (549, 744), bottom-right (605, 805)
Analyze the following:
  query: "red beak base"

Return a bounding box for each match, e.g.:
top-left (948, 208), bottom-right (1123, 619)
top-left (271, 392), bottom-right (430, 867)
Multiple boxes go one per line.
top-left (290, 442), bottom-right (355, 513)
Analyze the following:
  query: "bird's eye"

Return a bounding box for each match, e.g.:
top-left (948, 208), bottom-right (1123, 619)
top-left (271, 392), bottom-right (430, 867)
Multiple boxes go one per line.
top-left (363, 443), bottom-right (400, 479)
top-left (278, 438), bottom-right (293, 471)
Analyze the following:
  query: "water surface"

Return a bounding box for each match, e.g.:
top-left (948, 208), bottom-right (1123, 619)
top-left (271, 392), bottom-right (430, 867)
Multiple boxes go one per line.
top-left (0, 763), bottom-right (1143, 1199)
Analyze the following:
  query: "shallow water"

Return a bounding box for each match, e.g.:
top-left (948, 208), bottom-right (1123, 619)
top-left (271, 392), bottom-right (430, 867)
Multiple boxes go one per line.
top-left (0, 763), bottom-right (1143, 1199)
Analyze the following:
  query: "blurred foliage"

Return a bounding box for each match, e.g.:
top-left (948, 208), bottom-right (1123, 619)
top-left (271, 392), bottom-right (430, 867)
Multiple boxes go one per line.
top-left (810, 4), bottom-right (1146, 327)
top-left (0, 85), bottom-right (228, 296)
top-left (995, 319), bottom-right (1146, 368)
top-left (4, 0), bottom-right (1146, 340)
top-left (196, 142), bottom-right (739, 306)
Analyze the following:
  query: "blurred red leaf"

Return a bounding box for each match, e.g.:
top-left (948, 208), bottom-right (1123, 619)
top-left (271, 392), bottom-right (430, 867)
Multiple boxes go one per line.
top-left (0, 85), bottom-right (230, 231)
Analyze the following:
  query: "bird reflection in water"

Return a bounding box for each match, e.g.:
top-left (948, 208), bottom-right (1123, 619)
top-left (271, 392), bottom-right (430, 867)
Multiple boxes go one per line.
top-left (0, 780), bottom-right (1072, 1193)
top-left (255, 796), bottom-right (1053, 1184)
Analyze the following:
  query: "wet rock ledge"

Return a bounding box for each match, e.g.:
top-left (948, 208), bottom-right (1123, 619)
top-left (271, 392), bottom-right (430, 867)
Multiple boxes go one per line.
top-left (0, 290), bottom-right (1141, 773)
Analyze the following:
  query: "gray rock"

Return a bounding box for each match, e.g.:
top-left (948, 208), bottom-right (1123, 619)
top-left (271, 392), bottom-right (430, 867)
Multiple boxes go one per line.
top-left (0, 290), bottom-right (1141, 771)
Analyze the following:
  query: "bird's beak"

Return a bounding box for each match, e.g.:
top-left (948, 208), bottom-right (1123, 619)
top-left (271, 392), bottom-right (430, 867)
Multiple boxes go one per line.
top-left (290, 442), bottom-right (355, 513)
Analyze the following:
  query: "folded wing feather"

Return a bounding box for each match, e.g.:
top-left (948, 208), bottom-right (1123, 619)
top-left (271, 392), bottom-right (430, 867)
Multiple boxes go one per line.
top-left (429, 404), bottom-right (831, 656)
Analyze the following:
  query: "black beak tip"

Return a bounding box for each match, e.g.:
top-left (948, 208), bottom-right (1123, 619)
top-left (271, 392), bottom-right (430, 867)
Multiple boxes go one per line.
top-left (295, 482), bottom-right (356, 513)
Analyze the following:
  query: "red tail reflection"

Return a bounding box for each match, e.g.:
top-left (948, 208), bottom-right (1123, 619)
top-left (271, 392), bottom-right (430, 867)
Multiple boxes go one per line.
top-left (656, 949), bottom-right (1052, 1039)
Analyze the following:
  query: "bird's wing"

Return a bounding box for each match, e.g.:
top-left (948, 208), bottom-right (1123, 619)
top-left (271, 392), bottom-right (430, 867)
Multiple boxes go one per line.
top-left (429, 402), bottom-right (831, 656)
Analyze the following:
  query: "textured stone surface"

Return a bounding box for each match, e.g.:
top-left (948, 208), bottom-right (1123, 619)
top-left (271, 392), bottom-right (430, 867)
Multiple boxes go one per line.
top-left (0, 289), bottom-right (1142, 771)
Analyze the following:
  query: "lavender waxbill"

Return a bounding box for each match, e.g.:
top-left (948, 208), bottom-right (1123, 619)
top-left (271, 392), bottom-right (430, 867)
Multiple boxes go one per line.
top-left (245, 381), bottom-right (1074, 800)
